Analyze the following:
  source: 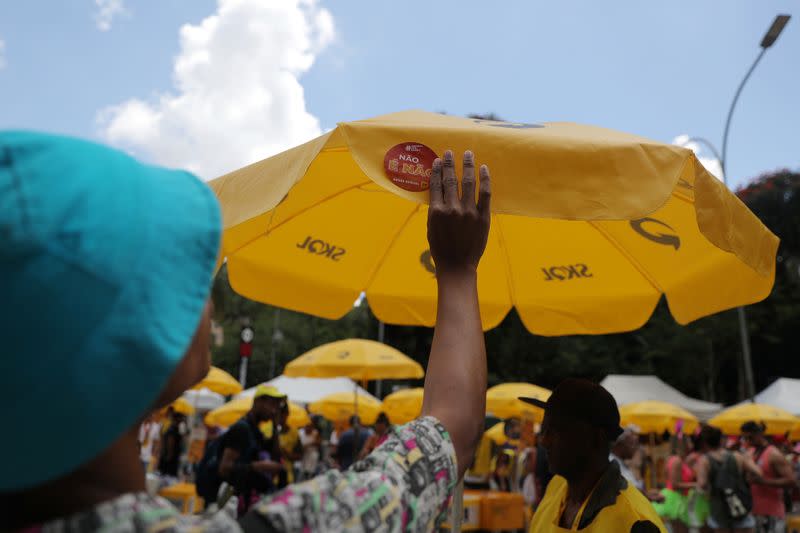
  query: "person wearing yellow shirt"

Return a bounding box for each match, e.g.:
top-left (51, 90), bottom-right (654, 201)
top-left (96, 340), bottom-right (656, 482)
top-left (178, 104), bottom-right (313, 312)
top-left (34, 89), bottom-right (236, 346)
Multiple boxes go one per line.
top-left (521, 379), bottom-right (667, 533)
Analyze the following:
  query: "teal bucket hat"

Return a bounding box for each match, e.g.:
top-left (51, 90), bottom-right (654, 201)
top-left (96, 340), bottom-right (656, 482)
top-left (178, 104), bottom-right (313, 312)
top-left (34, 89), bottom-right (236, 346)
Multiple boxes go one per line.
top-left (0, 131), bottom-right (221, 490)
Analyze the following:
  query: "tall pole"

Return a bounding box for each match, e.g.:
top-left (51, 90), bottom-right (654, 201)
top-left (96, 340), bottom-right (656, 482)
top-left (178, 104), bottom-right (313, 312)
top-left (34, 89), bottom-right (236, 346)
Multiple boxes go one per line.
top-left (269, 309), bottom-right (282, 378)
top-left (718, 14), bottom-right (790, 401)
top-left (376, 321), bottom-right (386, 398)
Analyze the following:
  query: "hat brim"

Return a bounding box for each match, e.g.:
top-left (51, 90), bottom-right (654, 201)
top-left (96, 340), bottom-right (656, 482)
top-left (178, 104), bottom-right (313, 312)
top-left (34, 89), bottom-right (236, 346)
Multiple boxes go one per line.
top-left (519, 396), bottom-right (548, 409)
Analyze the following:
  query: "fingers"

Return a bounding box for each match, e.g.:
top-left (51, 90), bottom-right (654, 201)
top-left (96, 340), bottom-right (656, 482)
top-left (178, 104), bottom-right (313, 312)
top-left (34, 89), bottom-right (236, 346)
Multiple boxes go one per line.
top-left (460, 151), bottom-right (476, 208)
top-left (429, 158), bottom-right (443, 208)
top-left (477, 164), bottom-right (492, 219)
top-left (442, 150), bottom-right (458, 206)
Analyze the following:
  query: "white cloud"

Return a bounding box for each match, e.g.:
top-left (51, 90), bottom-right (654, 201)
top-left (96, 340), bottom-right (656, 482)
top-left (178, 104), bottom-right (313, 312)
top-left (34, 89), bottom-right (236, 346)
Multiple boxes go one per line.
top-left (672, 134), bottom-right (724, 181)
top-left (0, 38), bottom-right (6, 69)
top-left (97, 0), bottom-right (335, 179)
top-left (94, 0), bottom-right (128, 32)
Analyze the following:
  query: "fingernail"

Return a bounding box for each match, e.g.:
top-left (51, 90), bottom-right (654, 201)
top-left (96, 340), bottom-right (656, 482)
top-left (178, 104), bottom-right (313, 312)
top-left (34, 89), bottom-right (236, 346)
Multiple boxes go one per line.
top-left (433, 158), bottom-right (442, 168)
top-left (464, 150), bottom-right (473, 160)
top-left (444, 150), bottom-right (453, 162)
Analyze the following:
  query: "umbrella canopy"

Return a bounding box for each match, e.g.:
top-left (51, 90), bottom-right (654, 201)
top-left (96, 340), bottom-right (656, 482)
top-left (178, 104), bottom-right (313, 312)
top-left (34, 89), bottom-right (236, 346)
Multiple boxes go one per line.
top-left (192, 366), bottom-right (243, 396)
top-left (236, 376), bottom-right (377, 405)
top-left (619, 400), bottom-right (699, 434)
top-left (709, 403), bottom-right (800, 435)
top-left (211, 110), bottom-right (777, 336)
top-left (283, 339), bottom-right (424, 381)
top-left (205, 397), bottom-right (310, 429)
top-left (308, 391), bottom-right (382, 425)
top-left (382, 388), bottom-right (424, 425)
top-left (484, 422), bottom-right (520, 447)
top-left (182, 387), bottom-right (225, 411)
top-left (486, 383), bottom-right (550, 421)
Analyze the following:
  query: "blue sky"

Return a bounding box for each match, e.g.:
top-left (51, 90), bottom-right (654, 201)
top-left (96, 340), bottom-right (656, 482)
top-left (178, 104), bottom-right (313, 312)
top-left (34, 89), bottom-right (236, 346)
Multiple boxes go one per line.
top-left (0, 1), bottom-right (797, 188)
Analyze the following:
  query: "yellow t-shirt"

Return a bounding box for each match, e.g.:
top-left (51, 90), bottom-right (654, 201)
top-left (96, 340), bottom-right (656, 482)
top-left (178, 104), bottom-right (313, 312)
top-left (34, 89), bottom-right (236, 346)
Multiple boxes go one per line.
top-left (530, 475), bottom-right (667, 533)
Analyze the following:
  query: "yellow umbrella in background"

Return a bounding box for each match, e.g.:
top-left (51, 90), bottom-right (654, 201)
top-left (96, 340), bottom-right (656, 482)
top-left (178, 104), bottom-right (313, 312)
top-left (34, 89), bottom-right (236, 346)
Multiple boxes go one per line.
top-left (709, 403), bottom-right (800, 435)
top-left (619, 401), bottom-right (699, 434)
top-left (283, 339), bottom-right (423, 381)
top-left (192, 366), bottom-right (243, 396)
top-left (309, 392), bottom-right (382, 425)
top-left (205, 397), bottom-right (310, 428)
top-left (790, 424), bottom-right (800, 441)
top-left (486, 383), bottom-right (550, 421)
top-left (382, 388), bottom-right (424, 425)
top-left (211, 110), bottom-right (777, 336)
top-left (484, 422), bottom-right (522, 447)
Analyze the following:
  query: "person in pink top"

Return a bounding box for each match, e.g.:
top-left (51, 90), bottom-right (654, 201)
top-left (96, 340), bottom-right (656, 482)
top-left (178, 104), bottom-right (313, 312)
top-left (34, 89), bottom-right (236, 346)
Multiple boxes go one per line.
top-left (657, 436), bottom-right (698, 533)
top-left (741, 421), bottom-right (797, 533)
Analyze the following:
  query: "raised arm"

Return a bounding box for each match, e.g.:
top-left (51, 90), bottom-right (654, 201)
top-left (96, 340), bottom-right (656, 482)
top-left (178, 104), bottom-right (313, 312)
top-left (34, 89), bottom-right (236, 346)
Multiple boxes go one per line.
top-left (420, 150), bottom-right (491, 479)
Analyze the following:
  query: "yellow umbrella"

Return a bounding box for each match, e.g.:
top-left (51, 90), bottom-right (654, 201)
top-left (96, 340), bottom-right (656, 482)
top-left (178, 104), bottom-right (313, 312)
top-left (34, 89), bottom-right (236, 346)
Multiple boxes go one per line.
top-left (283, 339), bottom-right (423, 381)
top-left (211, 110), bottom-right (777, 336)
top-left (484, 421), bottom-right (523, 447)
top-left (308, 391), bottom-right (381, 425)
top-left (709, 403), bottom-right (800, 435)
top-left (205, 397), bottom-right (310, 428)
top-left (486, 383), bottom-right (550, 421)
top-left (619, 400), bottom-right (699, 434)
top-left (790, 424), bottom-right (800, 441)
top-left (192, 366), bottom-right (243, 396)
top-left (382, 388), bottom-right (424, 425)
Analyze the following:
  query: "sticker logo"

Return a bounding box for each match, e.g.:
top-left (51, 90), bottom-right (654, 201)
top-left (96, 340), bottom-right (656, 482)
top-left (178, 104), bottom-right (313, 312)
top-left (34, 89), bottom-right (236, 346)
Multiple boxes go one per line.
top-left (384, 142), bottom-right (438, 192)
top-left (630, 218), bottom-right (681, 250)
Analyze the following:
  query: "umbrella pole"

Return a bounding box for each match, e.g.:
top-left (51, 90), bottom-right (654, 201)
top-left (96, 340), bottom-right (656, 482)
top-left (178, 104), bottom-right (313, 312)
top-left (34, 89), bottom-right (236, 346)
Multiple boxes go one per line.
top-left (353, 381), bottom-right (359, 467)
top-left (451, 479), bottom-right (464, 533)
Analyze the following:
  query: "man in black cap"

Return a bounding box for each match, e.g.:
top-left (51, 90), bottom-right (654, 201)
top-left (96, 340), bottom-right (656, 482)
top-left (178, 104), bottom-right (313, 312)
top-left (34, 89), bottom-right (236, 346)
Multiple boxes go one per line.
top-left (522, 378), bottom-right (666, 532)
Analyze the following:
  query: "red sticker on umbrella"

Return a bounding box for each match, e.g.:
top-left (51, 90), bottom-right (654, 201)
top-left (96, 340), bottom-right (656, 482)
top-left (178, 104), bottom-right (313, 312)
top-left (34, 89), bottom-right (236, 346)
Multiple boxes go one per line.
top-left (383, 143), bottom-right (438, 192)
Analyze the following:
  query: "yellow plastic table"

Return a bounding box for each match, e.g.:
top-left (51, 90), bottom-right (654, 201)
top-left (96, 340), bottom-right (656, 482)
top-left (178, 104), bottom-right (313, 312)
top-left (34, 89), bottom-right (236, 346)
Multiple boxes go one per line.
top-left (159, 482), bottom-right (204, 515)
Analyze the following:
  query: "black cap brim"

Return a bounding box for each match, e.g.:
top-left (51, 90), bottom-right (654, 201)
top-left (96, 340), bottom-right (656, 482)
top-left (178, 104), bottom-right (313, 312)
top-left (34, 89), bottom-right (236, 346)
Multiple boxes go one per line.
top-left (519, 396), bottom-right (548, 409)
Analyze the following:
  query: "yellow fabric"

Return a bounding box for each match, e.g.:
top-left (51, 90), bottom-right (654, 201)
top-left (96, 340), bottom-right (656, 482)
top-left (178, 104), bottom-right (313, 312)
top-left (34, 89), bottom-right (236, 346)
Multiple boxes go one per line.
top-left (279, 427), bottom-right (300, 456)
top-left (192, 366), bottom-right (243, 396)
top-left (211, 110), bottom-right (778, 336)
top-left (308, 391), bottom-right (381, 424)
top-left (283, 338), bottom-right (423, 380)
top-left (382, 387), bottom-right (424, 424)
top-left (708, 403), bottom-right (800, 435)
top-left (484, 422), bottom-right (521, 448)
top-left (260, 420), bottom-right (274, 439)
top-left (467, 434), bottom-right (494, 478)
top-left (619, 401), bottom-right (699, 434)
top-left (204, 398), bottom-right (309, 429)
top-left (486, 383), bottom-right (550, 421)
top-left (530, 475), bottom-right (667, 532)
top-left (255, 384), bottom-right (286, 399)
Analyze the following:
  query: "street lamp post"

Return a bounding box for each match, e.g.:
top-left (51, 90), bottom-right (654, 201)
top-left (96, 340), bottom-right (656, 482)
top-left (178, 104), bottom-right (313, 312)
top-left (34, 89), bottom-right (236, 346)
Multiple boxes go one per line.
top-left (719, 14), bottom-right (790, 401)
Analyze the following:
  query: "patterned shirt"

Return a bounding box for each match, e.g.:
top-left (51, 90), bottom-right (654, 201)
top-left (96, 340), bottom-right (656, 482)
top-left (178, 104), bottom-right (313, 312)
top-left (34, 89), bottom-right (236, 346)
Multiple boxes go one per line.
top-left (25, 417), bottom-right (456, 533)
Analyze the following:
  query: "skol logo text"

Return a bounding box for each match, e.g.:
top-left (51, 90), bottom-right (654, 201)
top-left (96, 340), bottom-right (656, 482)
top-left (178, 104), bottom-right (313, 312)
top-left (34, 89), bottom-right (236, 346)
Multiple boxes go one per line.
top-left (542, 264), bottom-right (593, 281)
top-left (296, 236), bottom-right (346, 261)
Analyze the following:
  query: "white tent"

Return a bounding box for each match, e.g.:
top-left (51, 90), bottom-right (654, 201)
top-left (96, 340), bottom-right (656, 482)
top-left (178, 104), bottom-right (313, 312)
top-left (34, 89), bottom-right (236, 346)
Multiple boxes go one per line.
top-left (235, 375), bottom-right (378, 405)
top-left (753, 378), bottom-right (800, 415)
top-left (601, 374), bottom-right (722, 421)
top-left (181, 387), bottom-right (225, 411)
